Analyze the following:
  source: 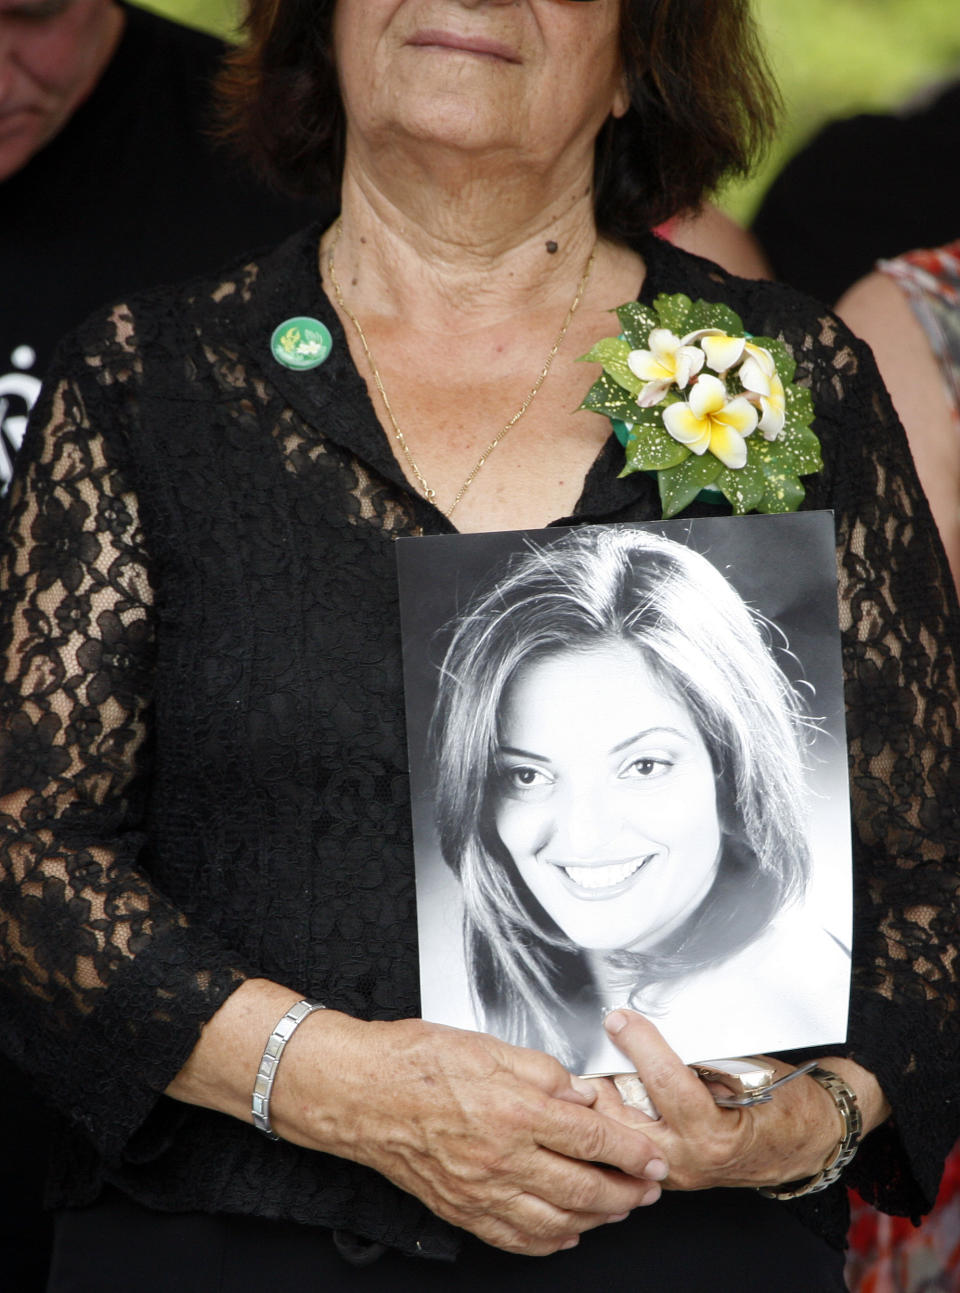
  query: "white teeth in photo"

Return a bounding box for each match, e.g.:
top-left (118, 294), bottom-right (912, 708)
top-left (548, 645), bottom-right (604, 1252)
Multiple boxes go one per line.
top-left (562, 857), bottom-right (648, 889)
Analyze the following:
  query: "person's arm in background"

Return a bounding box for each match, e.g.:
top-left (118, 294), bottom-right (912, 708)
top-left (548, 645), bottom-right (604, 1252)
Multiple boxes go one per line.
top-left (838, 268), bottom-right (960, 590)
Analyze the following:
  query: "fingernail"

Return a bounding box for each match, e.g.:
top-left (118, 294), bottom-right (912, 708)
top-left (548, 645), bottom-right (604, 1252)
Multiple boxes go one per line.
top-left (561, 1237), bottom-right (580, 1251)
top-left (604, 1010), bottom-right (628, 1035)
top-left (570, 1076), bottom-right (595, 1099)
top-left (641, 1184), bottom-right (662, 1206)
top-left (607, 1212), bottom-right (630, 1223)
top-left (644, 1158), bottom-right (668, 1182)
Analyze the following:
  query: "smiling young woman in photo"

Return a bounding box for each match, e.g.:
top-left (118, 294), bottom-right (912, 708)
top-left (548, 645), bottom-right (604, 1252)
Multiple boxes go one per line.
top-left (0, 1), bottom-right (957, 1290)
top-left (430, 526), bottom-right (848, 1073)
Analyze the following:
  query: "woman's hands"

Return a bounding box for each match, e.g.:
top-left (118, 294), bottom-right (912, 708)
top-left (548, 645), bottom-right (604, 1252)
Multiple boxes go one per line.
top-left (599, 1009), bottom-right (890, 1192)
top-left (276, 1012), bottom-right (666, 1255)
top-left (170, 985), bottom-right (889, 1253)
top-left (168, 981), bottom-right (666, 1256)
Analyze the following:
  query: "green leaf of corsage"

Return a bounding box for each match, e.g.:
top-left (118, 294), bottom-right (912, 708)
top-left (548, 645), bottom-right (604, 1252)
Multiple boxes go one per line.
top-left (579, 294), bottom-right (822, 518)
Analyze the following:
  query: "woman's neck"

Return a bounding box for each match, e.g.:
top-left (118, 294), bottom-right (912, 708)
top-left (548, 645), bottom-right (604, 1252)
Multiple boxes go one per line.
top-left (320, 146), bottom-right (646, 533)
top-left (328, 150), bottom-right (603, 332)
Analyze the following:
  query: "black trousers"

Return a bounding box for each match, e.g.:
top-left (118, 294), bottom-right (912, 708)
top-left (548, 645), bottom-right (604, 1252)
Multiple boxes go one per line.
top-left (48, 1187), bottom-right (848, 1292)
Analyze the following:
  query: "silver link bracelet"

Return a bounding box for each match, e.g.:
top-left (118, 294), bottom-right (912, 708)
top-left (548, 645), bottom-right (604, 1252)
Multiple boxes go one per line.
top-left (759, 1065), bottom-right (863, 1199)
top-left (251, 998), bottom-right (327, 1140)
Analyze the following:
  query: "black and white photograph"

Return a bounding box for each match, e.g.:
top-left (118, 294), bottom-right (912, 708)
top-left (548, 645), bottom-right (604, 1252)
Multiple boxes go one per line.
top-left (399, 513), bottom-right (852, 1076)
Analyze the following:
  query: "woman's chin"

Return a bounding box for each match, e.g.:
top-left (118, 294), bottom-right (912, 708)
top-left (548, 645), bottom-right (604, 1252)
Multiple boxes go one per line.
top-left (362, 85), bottom-right (529, 161)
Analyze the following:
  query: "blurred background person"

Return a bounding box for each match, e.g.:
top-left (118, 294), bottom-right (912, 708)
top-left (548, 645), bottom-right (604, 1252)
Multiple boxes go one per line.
top-left (0, 0), bottom-right (321, 492)
top-left (839, 243), bottom-right (960, 584)
top-left (751, 79), bottom-right (960, 304)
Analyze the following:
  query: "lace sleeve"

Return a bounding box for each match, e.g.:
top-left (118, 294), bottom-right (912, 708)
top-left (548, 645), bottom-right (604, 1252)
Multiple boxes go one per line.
top-left (645, 251), bottom-right (960, 1223)
top-left (0, 320), bottom-right (247, 1160)
top-left (810, 316), bottom-right (960, 1219)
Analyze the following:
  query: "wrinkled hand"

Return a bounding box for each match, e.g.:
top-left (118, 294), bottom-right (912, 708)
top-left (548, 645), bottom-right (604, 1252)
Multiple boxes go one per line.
top-left (270, 1013), bottom-right (667, 1255)
top-left (599, 1010), bottom-right (854, 1191)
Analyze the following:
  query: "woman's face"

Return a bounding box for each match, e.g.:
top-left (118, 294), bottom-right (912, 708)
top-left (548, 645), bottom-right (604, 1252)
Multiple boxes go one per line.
top-left (332, 0), bottom-right (626, 172)
top-left (493, 642), bottom-right (723, 952)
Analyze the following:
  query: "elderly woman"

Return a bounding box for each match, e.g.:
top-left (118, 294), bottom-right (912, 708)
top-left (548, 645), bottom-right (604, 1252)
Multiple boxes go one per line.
top-left (0, 1), bottom-right (956, 1290)
top-left (428, 525), bottom-right (849, 1076)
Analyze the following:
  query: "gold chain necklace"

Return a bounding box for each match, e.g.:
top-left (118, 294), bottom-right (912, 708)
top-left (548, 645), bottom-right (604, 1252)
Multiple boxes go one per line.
top-left (326, 218), bottom-right (597, 518)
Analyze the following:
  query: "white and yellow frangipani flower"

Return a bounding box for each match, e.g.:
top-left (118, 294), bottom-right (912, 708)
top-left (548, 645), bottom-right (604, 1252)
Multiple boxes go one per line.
top-left (661, 374), bottom-right (759, 469)
top-left (698, 332), bottom-right (747, 374)
top-left (740, 348), bottom-right (786, 439)
top-left (628, 328), bottom-right (705, 407)
top-left (692, 331), bottom-right (775, 372)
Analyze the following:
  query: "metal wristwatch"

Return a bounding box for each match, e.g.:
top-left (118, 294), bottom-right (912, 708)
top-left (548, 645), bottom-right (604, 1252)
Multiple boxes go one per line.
top-left (758, 1065), bottom-right (863, 1200)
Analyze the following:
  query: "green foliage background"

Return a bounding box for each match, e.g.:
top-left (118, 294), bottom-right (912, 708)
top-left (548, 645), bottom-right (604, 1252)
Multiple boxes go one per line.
top-left (140, 0), bottom-right (960, 220)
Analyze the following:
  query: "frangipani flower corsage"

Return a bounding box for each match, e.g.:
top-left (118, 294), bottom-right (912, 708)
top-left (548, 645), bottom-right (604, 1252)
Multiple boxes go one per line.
top-left (579, 293), bottom-right (822, 518)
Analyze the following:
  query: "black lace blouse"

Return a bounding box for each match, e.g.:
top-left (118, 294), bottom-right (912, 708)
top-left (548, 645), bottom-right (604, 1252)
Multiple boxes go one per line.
top-left (1, 226), bottom-right (958, 1259)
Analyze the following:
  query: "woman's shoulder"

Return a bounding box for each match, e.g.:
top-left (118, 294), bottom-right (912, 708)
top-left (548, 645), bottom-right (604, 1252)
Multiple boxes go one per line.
top-left (637, 231), bottom-right (841, 337)
top-left (67, 223), bottom-right (325, 380)
top-left (18, 224), bottom-right (326, 499)
top-left (636, 230), bottom-right (890, 453)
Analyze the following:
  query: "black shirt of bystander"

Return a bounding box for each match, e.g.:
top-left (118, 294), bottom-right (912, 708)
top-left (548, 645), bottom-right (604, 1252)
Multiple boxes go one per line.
top-left (0, 0), bottom-right (322, 490)
top-left (751, 80), bottom-right (960, 305)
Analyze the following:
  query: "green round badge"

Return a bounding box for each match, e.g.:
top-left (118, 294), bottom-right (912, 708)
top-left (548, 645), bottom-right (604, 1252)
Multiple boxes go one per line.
top-left (270, 317), bottom-right (333, 370)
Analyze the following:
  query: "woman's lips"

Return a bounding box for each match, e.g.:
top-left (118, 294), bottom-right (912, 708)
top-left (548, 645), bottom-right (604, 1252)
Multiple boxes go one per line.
top-left (550, 856), bottom-right (654, 898)
top-left (406, 29), bottom-right (521, 63)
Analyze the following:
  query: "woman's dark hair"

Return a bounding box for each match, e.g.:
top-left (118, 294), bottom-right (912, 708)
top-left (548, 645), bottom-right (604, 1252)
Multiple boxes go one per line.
top-left (217, 0), bottom-right (779, 238)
